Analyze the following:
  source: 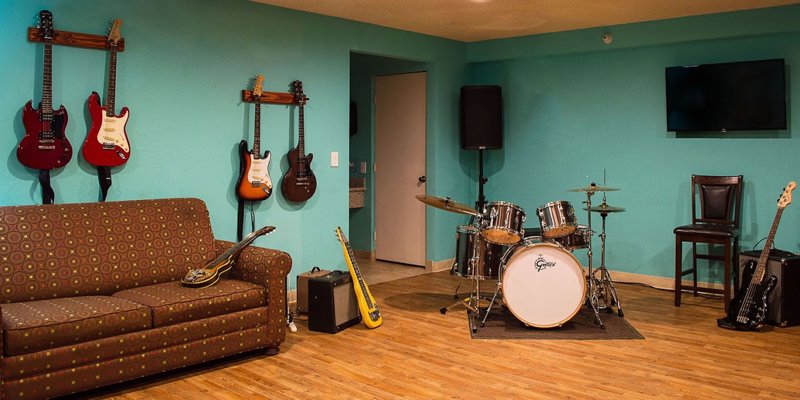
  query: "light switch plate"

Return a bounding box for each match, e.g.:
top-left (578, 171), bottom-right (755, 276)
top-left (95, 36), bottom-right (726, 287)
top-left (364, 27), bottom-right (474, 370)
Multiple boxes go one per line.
top-left (331, 151), bottom-right (339, 167)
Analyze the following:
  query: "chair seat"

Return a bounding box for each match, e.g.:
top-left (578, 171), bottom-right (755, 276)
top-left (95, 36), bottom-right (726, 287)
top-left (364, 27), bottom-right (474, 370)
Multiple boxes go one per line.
top-left (674, 223), bottom-right (738, 238)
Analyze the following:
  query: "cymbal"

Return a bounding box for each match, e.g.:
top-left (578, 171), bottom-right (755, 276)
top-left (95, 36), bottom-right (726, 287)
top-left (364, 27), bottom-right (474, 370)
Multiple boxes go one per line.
top-left (568, 183), bottom-right (621, 193)
top-left (415, 195), bottom-right (479, 216)
top-left (583, 204), bottom-right (626, 213)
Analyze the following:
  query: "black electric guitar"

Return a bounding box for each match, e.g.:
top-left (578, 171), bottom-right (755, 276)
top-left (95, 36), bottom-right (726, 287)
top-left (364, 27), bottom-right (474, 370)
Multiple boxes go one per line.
top-left (182, 226), bottom-right (276, 288)
top-left (281, 80), bottom-right (317, 202)
top-left (718, 181), bottom-right (796, 331)
top-left (335, 227), bottom-right (382, 328)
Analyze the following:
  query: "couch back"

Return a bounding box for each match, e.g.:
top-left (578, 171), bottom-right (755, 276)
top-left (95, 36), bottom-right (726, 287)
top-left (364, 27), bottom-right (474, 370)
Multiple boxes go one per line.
top-left (0, 198), bottom-right (217, 303)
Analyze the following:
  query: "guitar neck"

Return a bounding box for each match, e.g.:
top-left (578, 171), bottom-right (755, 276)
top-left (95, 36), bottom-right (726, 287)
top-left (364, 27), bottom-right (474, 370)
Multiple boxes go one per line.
top-left (297, 103), bottom-right (305, 157)
top-left (41, 43), bottom-right (53, 116)
top-left (253, 102), bottom-right (261, 156)
top-left (753, 207), bottom-right (785, 284)
top-left (105, 45), bottom-right (118, 115)
top-left (208, 226), bottom-right (274, 266)
top-left (342, 237), bottom-right (374, 309)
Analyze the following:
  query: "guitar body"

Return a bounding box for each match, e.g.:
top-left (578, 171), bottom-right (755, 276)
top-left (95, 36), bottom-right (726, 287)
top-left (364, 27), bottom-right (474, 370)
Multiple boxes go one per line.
top-left (17, 100), bottom-right (72, 170)
top-left (182, 226), bottom-right (275, 288)
top-left (236, 140), bottom-right (272, 201)
top-left (722, 259), bottom-right (777, 331)
top-left (82, 91), bottom-right (131, 167)
top-left (281, 147), bottom-right (316, 202)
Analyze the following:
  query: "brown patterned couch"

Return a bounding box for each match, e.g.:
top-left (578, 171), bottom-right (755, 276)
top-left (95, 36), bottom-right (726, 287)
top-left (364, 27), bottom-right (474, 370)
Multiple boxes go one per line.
top-left (0, 198), bottom-right (291, 399)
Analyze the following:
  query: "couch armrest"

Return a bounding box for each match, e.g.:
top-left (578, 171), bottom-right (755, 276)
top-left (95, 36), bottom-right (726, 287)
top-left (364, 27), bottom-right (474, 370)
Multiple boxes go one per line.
top-left (214, 240), bottom-right (292, 350)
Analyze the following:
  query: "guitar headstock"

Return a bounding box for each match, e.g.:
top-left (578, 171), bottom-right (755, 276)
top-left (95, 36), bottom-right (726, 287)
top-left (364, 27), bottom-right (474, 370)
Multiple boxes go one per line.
top-left (38, 10), bottom-right (54, 40)
top-left (292, 80), bottom-right (307, 105)
top-left (253, 75), bottom-right (264, 98)
top-left (107, 19), bottom-right (122, 46)
top-left (777, 181), bottom-right (797, 209)
top-left (335, 226), bottom-right (347, 244)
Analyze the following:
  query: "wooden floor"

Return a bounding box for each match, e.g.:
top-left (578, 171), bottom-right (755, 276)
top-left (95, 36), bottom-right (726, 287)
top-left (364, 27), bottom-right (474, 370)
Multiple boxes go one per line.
top-left (85, 271), bottom-right (800, 399)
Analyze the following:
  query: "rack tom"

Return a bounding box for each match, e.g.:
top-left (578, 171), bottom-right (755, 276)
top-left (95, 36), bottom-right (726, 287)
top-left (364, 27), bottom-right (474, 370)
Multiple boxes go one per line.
top-left (536, 200), bottom-right (577, 238)
top-left (481, 201), bottom-right (526, 245)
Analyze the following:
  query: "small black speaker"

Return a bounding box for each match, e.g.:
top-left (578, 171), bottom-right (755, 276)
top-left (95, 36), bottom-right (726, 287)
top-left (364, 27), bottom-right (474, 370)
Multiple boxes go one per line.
top-left (738, 249), bottom-right (800, 327)
top-left (460, 85), bottom-right (503, 150)
top-left (308, 271), bottom-right (361, 333)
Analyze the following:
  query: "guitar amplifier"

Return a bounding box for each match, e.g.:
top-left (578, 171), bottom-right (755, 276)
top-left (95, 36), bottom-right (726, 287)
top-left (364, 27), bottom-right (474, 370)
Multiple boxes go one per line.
top-left (738, 249), bottom-right (800, 327)
top-left (308, 270), bottom-right (361, 333)
top-left (295, 267), bottom-right (332, 314)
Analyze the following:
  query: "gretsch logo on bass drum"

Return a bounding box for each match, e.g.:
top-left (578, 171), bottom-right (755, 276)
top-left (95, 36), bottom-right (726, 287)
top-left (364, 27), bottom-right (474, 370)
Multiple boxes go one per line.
top-left (533, 255), bottom-right (557, 272)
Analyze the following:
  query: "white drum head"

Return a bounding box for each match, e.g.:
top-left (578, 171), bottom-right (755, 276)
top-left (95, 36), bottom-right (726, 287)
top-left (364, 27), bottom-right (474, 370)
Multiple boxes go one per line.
top-left (502, 243), bottom-right (586, 328)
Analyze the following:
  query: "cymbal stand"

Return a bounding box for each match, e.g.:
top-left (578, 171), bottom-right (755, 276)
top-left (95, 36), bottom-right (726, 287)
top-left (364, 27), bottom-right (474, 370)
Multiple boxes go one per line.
top-left (583, 188), bottom-right (605, 329)
top-left (592, 194), bottom-right (624, 317)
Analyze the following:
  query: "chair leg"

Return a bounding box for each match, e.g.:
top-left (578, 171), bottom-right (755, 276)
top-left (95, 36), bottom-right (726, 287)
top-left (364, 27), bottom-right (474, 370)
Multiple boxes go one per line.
top-left (691, 242), bottom-right (698, 297)
top-left (723, 241), bottom-right (732, 312)
top-left (675, 236), bottom-right (682, 307)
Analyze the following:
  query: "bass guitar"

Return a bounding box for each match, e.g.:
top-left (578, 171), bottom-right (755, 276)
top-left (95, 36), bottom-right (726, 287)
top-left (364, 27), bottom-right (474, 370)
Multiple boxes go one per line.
top-left (718, 181), bottom-right (796, 331)
top-left (335, 227), bottom-right (382, 328)
top-left (236, 75), bottom-right (272, 201)
top-left (83, 19), bottom-right (130, 167)
top-left (182, 225), bottom-right (276, 288)
top-left (17, 10), bottom-right (72, 171)
top-left (281, 80), bottom-right (317, 202)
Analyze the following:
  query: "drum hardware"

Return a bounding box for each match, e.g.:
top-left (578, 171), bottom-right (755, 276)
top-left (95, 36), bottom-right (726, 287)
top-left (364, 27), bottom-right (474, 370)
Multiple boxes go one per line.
top-left (577, 184), bottom-right (606, 329)
top-left (584, 193), bottom-right (625, 317)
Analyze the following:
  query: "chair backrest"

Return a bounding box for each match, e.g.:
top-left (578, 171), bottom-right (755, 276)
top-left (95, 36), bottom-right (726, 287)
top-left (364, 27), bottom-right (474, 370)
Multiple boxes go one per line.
top-left (690, 175), bottom-right (743, 228)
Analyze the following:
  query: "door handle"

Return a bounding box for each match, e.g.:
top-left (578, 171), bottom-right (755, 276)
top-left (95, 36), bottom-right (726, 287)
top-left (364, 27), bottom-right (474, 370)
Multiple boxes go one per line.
top-left (418, 176), bottom-right (427, 183)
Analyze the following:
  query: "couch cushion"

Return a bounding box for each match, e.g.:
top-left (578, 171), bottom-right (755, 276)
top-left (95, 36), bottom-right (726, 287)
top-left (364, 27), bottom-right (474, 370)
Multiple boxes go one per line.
top-left (1, 296), bottom-right (152, 356)
top-left (112, 279), bottom-right (265, 327)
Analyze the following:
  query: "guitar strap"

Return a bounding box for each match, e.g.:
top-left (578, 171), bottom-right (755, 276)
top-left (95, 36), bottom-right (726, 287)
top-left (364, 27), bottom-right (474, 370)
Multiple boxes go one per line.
top-left (97, 166), bottom-right (113, 202)
top-left (38, 169), bottom-right (54, 204)
top-left (237, 198), bottom-right (244, 241)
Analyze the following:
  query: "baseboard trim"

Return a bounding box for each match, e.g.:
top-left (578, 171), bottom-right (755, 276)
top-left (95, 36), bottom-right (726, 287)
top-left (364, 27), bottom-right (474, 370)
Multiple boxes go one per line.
top-left (608, 269), bottom-right (724, 291)
top-left (353, 249), bottom-right (375, 262)
top-left (426, 257), bottom-right (454, 273)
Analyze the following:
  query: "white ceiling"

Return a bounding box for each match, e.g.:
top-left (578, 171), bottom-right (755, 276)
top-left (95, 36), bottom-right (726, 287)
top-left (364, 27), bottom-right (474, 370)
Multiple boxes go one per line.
top-left (253, 0), bottom-right (799, 42)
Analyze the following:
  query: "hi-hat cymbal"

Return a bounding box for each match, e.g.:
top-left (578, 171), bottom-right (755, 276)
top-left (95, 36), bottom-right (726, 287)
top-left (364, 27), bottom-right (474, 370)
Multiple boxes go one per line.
top-left (568, 183), bottom-right (621, 193)
top-left (415, 195), bottom-right (479, 216)
top-left (583, 204), bottom-right (626, 213)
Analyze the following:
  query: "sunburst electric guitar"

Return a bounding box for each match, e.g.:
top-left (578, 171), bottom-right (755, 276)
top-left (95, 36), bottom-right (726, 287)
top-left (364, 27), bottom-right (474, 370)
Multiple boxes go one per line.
top-left (236, 75), bottom-right (272, 201)
top-left (182, 226), bottom-right (276, 288)
top-left (17, 10), bottom-right (73, 171)
top-left (335, 227), bottom-right (382, 328)
top-left (718, 181), bottom-right (796, 331)
top-left (83, 19), bottom-right (130, 167)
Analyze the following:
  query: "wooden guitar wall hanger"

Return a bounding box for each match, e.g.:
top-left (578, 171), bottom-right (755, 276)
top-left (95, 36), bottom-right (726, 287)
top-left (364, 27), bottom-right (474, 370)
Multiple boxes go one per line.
top-left (27, 26), bottom-right (126, 51)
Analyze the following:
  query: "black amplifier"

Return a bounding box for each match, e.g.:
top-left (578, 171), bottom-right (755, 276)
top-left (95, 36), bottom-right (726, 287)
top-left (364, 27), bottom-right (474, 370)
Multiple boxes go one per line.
top-left (738, 249), bottom-right (800, 327)
top-left (308, 270), bottom-right (361, 333)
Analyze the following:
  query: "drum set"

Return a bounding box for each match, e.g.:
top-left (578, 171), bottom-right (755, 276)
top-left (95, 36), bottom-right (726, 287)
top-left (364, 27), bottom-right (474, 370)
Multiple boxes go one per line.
top-left (418, 183), bottom-right (625, 331)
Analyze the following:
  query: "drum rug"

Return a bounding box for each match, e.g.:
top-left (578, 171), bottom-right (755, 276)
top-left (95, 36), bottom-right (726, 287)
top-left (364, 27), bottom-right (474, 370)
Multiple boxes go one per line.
top-left (468, 306), bottom-right (644, 340)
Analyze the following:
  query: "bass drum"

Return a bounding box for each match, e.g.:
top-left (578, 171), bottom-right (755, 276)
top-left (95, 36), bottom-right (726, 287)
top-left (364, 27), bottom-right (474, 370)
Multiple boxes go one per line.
top-left (502, 243), bottom-right (586, 328)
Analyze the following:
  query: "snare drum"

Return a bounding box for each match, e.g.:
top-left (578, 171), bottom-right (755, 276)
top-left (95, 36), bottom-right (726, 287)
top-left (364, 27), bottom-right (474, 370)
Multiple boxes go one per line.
top-left (502, 242), bottom-right (586, 328)
top-left (536, 200), bottom-right (577, 238)
top-left (455, 226), bottom-right (507, 280)
top-left (550, 225), bottom-right (592, 250)
top-left (481, 201), bottom-right (526, 245)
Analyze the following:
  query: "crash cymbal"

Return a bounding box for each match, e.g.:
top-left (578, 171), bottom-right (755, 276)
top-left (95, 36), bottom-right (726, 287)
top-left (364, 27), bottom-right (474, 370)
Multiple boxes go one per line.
top-left (568, 183), bottom-right (621, 193)
top-left (415, 195), bottom-right (479, 216)
top-left (583, 204), bottom-right (626, 213)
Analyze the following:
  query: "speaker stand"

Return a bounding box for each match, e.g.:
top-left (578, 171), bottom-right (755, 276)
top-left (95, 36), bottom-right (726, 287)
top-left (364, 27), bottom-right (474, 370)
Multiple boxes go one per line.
top-left (475, 149), bottom-right (488, 211)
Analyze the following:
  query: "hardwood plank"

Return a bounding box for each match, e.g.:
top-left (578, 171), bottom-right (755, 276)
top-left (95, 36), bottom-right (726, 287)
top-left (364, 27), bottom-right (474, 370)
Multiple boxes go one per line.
top-left (80, 271), bottom-right (799, 399)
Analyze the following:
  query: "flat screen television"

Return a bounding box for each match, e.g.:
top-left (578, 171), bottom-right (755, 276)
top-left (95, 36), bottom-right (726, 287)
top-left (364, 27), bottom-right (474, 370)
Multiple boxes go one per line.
top-left (665, 58), bottom-right (786, 132)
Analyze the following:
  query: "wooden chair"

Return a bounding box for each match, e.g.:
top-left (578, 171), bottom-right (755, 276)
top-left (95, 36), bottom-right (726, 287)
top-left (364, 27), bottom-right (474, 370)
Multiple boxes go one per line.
top-left (674, 175), bottom-right (743, 311)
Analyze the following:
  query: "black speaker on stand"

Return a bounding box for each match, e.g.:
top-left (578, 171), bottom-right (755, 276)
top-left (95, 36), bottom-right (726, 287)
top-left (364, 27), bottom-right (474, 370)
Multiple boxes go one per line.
top-left (460, 85), bottom-right (503, 211)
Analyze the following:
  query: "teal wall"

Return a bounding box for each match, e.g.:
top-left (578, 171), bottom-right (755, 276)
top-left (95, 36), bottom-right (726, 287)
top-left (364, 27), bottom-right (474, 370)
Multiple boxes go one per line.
top-left (0, 0), bottom-right (465, 287)
top-left (465, 5), bottom-right (800, 282)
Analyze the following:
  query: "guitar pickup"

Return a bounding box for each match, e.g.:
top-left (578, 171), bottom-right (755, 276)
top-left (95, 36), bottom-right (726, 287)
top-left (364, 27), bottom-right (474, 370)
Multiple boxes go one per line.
top-left (37, 145), bottom-right (56, 150)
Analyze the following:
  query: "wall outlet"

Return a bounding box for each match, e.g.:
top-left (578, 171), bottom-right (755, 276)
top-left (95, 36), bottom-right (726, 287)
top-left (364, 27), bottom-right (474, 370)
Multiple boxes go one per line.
top-left (330, 151), bottom-right (339, 167)
top-left (360, 161), bottom-right (367, 174)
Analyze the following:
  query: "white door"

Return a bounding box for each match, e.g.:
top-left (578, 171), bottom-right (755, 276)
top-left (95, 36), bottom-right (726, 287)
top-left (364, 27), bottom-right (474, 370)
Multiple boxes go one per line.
top-left (374, 72), bottom-right (427, 266)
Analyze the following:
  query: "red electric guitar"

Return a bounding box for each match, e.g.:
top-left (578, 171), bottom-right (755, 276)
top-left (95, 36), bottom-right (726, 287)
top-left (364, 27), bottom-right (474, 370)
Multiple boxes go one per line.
top-left (236, 75), bottom-right (272, 201)
top-left (82, 19), bottom-right (130, 167)
top-left (281, 80), bottom-right (317, 202)
top-left (17, 10), bottom-right (72, 170)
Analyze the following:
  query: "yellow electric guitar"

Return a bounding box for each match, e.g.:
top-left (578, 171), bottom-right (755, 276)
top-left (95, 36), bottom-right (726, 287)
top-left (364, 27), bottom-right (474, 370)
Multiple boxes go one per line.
top-left (182, 226), bottom-right (275, 288)
top-left (335, 227), bottom-right (382, 328)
